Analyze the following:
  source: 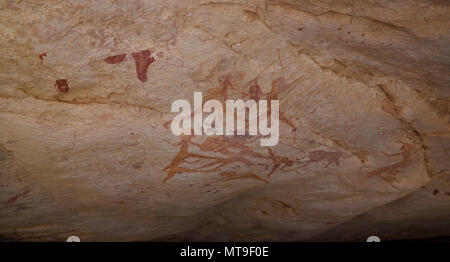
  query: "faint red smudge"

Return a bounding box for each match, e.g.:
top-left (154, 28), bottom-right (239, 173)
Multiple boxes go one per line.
top-left (98, 114), bottom-right (113, 122)
top-left (433, 190), bottom-right (439, 195)
top-left (299, 150), bottom-right (343, 168)
top-left (132, 161), bottom-right (144, 170)
top-left (39, 52), bottom-right (47, 61)
top-left (132, 49), bottom-right (155, 83)
top-left (248, 82), bottom-right (262, 102)
top-left (215, 172), bottom-right (269, 183)
top-left (105, 54), bottom-right (126, 64)
top-left (368, 143), bottom-right (414, 179)
top-left (3, 190), bottom-right (29, 205)
top-left (55, 79), bottom-right (69, 93)
top-left (298, 27), bottom-right (303, 31)
top-left (337, 28), bottom-right (342, 30)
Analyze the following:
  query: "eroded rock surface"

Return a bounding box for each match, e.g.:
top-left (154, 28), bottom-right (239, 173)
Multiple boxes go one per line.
top-left (0, 0), bottom-right (448, 241)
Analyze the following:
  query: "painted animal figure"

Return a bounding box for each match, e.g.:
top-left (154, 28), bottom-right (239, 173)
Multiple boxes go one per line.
top-left (368, 143), bottom-right (414, 177)
top-left (300, 150), bottom-right (344, 168)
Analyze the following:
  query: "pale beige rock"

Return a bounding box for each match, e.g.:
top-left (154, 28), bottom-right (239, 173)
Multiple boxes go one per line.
top-left (0, 0), bottom-right (448, 241)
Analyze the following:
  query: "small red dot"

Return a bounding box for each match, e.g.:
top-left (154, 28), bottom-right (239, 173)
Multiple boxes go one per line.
top-left (337, 28), bottom-right (342, 30)
top-left (298, 27), bottom-right (303, 31)
top-left (347, 32), bottom-right (350, 34)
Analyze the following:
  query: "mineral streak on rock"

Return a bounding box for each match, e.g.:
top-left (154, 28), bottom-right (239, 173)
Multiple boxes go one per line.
top-left (131, 50), bottom-right (155, 82)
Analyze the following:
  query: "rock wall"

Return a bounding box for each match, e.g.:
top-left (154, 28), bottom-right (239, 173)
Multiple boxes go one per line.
top-left (0, 0), bottom-right (448, 241)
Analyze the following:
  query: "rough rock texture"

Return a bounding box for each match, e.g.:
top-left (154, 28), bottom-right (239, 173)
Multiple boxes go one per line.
top-left (0, 0), bottom-right (449, 241)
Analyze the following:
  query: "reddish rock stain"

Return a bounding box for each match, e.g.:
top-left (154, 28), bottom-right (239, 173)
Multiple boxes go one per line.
top-left (361, 33), bottom-right (365, 37)
top-left (433, 190), bottom-right (439, 195)
top-left (39, 52), bottom-right (47, 61)
top-left (298, 27), bottom-right (303, 31)
top-left (337, 28), bottom-right (342, 30)
top-left (105, 53), bottom-right (126, 64)
top-left (3, 190), bottom-right (29, 205)
top-left (215, 172), bottom-right (269, 183)
top-left (248, 82), bottom-right (262, 102)
top-left (98, 114), bottom-right (113, 122)
top-left (132, 49), bottom-right (155, 83)
top-left (132, 161), bottom-right (144, 170)
top-left (54, 79), bottom-right (69, 93)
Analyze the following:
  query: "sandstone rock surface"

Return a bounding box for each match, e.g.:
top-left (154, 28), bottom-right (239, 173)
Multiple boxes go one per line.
top-left (0, 0), bottom-right (449, 241)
